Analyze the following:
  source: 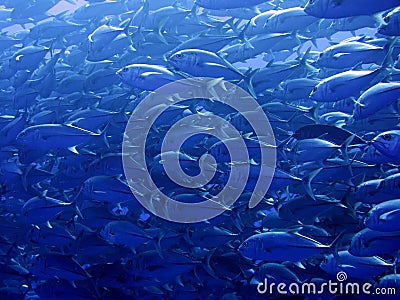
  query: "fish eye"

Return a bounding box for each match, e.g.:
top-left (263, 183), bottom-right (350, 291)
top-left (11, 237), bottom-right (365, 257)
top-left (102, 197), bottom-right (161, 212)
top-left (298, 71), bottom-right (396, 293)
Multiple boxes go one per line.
top-left (309, 0), bottom-right (314, 4)
top-left (384, 16), bottom-right (390, 22)
top-left (313, 86), bottom-right (317, 92)
top-left (122, 67), bottom-right (128, 73)
top-left (175, 53), bottom-right (183, 59)
top-left (382, 134), bottom-right (392, 140)
top-left (242, 241), bottom-right (249, 247)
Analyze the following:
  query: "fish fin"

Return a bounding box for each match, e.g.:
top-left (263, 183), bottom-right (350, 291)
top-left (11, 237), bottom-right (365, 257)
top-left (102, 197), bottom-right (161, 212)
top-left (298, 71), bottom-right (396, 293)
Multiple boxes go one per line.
top-left (338, 264), bottom-right (357, 270)
top-left (68, 145), bottom-right (79, 154)
top-left (329, 230), bottom-right (345, 256)
top-left (310, 38), bottom-right (318, 49)
top-left (189, 2), bottom-right (200, 21)
top-left (157, 17), bottom-right (169, 45)
top-left (379, 209), bottom-right (400, 221)
top-left (21, 163), bottom-right (33, 192)
top-left (264, 59), bottom-right (274, 68)
top-left (75, 204), bottom-right (83, 220)
top-left (333, 53), bottom-right (350, 59)
top-left (244, 68), bottom-right (258, 99)
top-left (340, 133), bottom-right (356, 162)
top-left (183, 227), bottom-right (195, 246)
top-left (130, 0), bottom-right (149, 36)
top-left (250, 278), bottom-right (261, 285)
top-left (223, 17), bottom-right (237, 34)
top-left (153, 234), bottom-right (165, 259)
top-left (242, 132), bottom-right (253, 139)
top-left (381, 36), bottom-right (399, 69)
top-left (45, 221), bottom-right (53, 229)
top-left (287, 227), bottom-right (302, 234)
top-left (305, 168), bottom-right (322, 200)
top-left (202, 62), bottom-right (228, 69)
top-left (294, 261), bottom-right (306, 269)
top-left (49, 9), bottom-right (70, 19)
top-left (238, 21), bottom-right (254, 50)
top-left (206, 77), bottom-right (226, 97)
top-left (204, 248), bottom-right (219, 279)
top-left (352, 98), bottom-right (365, 107)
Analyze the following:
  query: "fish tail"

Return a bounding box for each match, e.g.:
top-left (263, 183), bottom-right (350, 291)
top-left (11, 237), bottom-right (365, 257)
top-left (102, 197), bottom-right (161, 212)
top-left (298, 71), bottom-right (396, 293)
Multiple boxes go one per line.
top-left (340, 133), bottom-right (356, 162)
top-left (329, 230), bottom-right (346, 258)
top-left (243, 68), bottom-right (258, 98)
top-left (381, 36), bottom-right (399, 69)
top-left (189, 2), bottom-right (200, 22)
top-left (305, 168), bottom-right (322, 200)
top-left (238, 21), bottom-right (254, 50)
top-left (99, 120), bottom-right (111, 149)
top-left (153, 235), bottom-right (165, 259)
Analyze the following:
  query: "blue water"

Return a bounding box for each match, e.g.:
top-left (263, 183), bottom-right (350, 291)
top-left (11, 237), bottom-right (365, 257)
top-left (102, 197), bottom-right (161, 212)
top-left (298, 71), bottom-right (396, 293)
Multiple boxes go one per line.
top-left (1, 0), bottom-right (400, 299)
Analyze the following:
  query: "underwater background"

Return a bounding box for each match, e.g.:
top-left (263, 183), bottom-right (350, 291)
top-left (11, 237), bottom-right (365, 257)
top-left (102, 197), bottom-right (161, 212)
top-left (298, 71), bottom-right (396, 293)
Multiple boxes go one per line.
top-left (1, 0), bottom-right (400, 299)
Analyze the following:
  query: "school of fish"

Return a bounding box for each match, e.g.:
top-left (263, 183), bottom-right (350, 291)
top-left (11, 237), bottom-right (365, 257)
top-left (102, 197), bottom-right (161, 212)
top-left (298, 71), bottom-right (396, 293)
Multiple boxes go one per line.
top-left (1, 0), bottom-right (400, 299)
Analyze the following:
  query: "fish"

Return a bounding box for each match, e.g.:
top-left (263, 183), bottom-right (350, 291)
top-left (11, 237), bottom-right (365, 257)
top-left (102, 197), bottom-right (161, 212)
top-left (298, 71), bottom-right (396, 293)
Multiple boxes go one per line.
top-left (349, 228), bottom-right (400, 257)
top-left (168, 49), bottom-right (245, 81)
top-left (21, 196), bottom-right (79, 225)
top-left (365, 199), bottom-right (400, 232)
top-left (272, 78), bottom-right (319, 100)
top-left (35, 279), bottom-right (94, 300)
top-left (30, 253), bottom-right (90, 281)
top-left (238, 231), bottom-right (335, 262)
top-left (195, 0), bottom-right (267, 10)
top-left (16, 124), bottom-right (103, 153)
top-left (116, 64), bottom-right (185, 90)
top-left (251, 263), bottom-right (302, 285)
top-left (317, 41), bottom-right (386, 69)
top-left (309, 69), bottom-right (382, 102)
top-left (304, 0), bottom-right (400, 18)
top-left (263, 7), bottom-right (319, 33)
top-left (320, 250), bottom-right (392, 280)
top-left (81, 175), bottom-right (136, 205)
top-left (246, 10), bottom-right (279, 35)
top-left (278, 194), bottom-right (345, 223)
top-left (9, 45), bottom-right (49, 72)
top-left (371, 130), bottom-right (400, 161)
top-left (379, 7), bottom-right (400, 36)
top-left (100, 220), bottom-right (152, 249)
top-left (354, 179), bottom-right (398, 204)
top-left (377, 173), bottom-right (400, 195)
top-left (353, 83), bottom-right (400, 120)
top-left (219, 33), bottom-right (304, 63)
top-left (290, 138), bottom-right (340, 162)
top-left (1, 0), bottom-right (400, 298)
